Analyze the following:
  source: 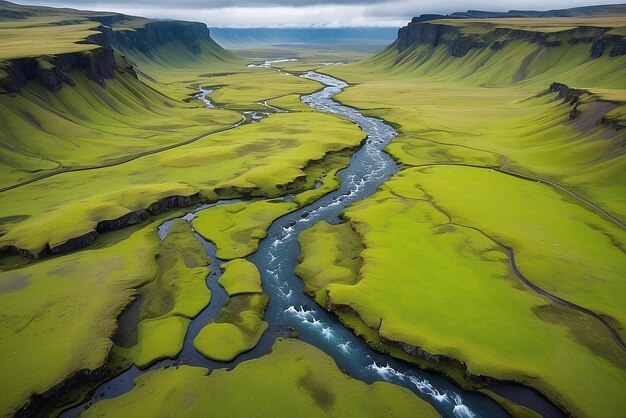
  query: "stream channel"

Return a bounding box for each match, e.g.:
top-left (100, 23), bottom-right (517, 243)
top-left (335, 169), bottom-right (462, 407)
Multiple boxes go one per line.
top-left (61, 69), bottom-right (564, 418)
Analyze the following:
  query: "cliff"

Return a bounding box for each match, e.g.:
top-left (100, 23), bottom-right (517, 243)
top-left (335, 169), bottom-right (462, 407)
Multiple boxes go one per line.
top-left (0, 3), bottom-right (228, 93)
top-left (396, 13), bottom-right (626, 59)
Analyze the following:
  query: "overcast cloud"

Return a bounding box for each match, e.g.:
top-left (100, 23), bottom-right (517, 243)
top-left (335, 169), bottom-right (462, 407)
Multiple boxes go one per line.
top-left (14, 0), bottom-right (626, 27)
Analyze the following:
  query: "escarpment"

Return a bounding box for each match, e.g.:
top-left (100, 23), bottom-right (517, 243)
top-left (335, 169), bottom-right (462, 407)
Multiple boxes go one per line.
top-left (0, 47), bottom-right (116, 93)
top-left (0, 16), bottom-right (222, 94)
top-left (396, 13), bottom-right (626, 59)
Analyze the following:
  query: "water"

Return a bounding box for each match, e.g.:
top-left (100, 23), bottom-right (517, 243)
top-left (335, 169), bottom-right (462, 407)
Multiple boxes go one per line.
top-left (195, 88), bottom-right (215, 109)
top-left (61, 71), bottom-right (561, 418)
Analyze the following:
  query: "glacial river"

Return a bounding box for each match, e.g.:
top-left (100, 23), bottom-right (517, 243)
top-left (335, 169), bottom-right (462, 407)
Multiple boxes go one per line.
top-left (62, 70), bottom-right (563, 418)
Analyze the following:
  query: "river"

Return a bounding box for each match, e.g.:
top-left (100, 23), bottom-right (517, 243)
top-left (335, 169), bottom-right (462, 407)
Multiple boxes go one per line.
top-left (61, 70), bottom-right (563, 418)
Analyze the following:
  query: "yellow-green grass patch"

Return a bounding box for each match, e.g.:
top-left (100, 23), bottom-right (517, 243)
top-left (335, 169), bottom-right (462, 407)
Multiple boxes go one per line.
top-left (193, 293), bottom-right (268, 362)
top-left (83, 339), bottom-right (440, 418)
top-left (218, 258), bottom-right (263, 296)
top-left (0, 111), bottom-right (365, 255)
top-left (302, 170), bottom-right (626, 417)
top-left (295, 221), bottom-right (362, 306)
top-left (0, 221), bottom-right (160, 417)
top-left (133, 316), bottom-right (189, 368)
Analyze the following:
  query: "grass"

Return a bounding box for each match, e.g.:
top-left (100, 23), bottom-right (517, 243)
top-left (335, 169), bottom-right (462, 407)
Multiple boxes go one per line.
top-left (218, 258), bottom-right (263, 296)
top-left (0, 220), bottom-right (161, 417)
top-left (308, 27), bottom-right (626, 417)
top-left (113, 219), bottom-right (211, 369)
top-left (82, 339), bottom-right (440, 418)
top-left (0, 69), bottom-right (241, 186)
top-left (193, 293), bottom-right (268, 362)
top-left (413, 165), bottom-right (626, 334)
top-left (134, 316), bottom-right (189, 368)
top-left (0, 111), bottom-right (364, 256)
top-left (295, 221), bottom-right (362, 306)
top-left (298, 172), bottom-right (626, 417)
top-left (137, 219), bottom-right (210, 321)
top-left (0, 19), bottom-right (100, 59)
top-left (193, 200), bottom-right (297, 260)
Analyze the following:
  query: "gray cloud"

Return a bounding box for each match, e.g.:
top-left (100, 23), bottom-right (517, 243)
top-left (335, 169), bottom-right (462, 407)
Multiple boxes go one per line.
top-left (13, 0), bottom-right (626, 27)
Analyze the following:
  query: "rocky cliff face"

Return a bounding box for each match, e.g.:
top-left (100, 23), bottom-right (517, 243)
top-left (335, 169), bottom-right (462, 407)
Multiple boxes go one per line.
top-left (396, 14), bottom-right (626, 59)
top-left (104, 20), bottom-right (212, 56)
top-left (0, 46), bottom-right (116, 93)
top-left (0, 18), bottom-right (216, 94)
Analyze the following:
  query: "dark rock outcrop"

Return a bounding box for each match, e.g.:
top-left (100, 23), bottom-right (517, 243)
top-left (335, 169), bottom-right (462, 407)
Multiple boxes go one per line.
top-left (549, 82), bottom-right (587, 102)
top-left (610, 37), bottom-right (626, 56)
top-left (50, 230), bottom-right (99, 255)
top-left (395, 14), bottom-right (625, 60)
top-left (109, 20), bottom-right (211, 56)
top-left (0, 47), bottom-right (116, 93)
top-left (589, 34), bottom-right (626, 58)
top-left (146, 193), bottom-right (200, 216)
top-left (590, 37), bottom-right (606, 58)
top-left (96, 210), bottom-right (145, 233)
top-left (15, 366), bottom-right (108, 418)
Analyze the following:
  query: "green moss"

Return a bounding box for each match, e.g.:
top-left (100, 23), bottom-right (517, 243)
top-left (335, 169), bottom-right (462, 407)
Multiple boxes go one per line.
top-left (193, 200), bottom-right (296, 260)
top-left (193, 294), bottom-right (269, 362)
top-left (0, 111), bottom-right (364, 256)
top-left (218, 258), bottom-right (262, 296)
top-left (82, 339), bottom-right (440, 418)
top-left (295, 221), bottom-right (362, 306)
top-left (0, 221), bottom-right (160, 417)
top-left (137, 220), bottom-right (211, 322)
top-left (297, 171), bottom-right (626, 418)
top-left (134, 316), bottom-right (189, 368)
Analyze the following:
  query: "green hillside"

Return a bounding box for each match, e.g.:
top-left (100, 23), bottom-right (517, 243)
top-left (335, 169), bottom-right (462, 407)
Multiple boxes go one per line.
top-left (313, 11), bottom-right (626, 418)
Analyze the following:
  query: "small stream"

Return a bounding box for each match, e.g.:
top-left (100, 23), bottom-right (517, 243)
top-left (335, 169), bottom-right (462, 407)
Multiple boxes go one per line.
top-left (196, 88), bottom-right (215, 109)
top-left (61, 69), bottom-right (563, 418)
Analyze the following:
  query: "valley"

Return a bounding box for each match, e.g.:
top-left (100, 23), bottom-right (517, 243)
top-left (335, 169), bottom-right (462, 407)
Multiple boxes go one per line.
top-left (0, 1), bottom-right (625, 418)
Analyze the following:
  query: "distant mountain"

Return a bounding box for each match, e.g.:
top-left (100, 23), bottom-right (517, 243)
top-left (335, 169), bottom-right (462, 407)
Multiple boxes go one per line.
top-left (210, 27), bottom-right (398, 51)
top-left (410, 3), bottom-right (626, 22)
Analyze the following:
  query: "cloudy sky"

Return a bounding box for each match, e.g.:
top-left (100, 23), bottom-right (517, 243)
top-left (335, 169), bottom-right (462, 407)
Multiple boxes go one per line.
top-left (15, 0), bottom-right (625, 27)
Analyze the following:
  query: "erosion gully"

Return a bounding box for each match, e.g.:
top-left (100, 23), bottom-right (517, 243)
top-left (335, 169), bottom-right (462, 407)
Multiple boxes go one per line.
top-left (61, 67), bottom-right (563, 418)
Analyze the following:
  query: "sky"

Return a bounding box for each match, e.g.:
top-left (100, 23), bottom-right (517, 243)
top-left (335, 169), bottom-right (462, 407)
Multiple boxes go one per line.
top-left (15, 0), bottom-right (626, 27)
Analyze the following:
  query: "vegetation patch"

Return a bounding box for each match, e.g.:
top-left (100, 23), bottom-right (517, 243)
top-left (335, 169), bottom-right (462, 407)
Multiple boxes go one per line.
top-left (296, 170), bottom-right (626, 417)
top-left (82, 339), bottom-right (440, 418)
top-left (193, 293), bottom-right (269, 362)
top-left (0, 221), bottom-right (160, 417)
top-left (218, 258), bottom-right (263, 296)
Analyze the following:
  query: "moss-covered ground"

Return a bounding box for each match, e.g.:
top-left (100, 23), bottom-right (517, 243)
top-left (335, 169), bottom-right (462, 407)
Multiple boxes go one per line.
top-left (0, 221), bottom-right (161, 417)
top-left (193, 292), bottom-right (268, 362)
top-left (218, 258), bottom-right (263, 296)
top-left (298, 171), bottom-right (626, 417)
top-left (82, 339), bottom-right (440, 418)
top-left (295, 27), bottom-right (626, 417)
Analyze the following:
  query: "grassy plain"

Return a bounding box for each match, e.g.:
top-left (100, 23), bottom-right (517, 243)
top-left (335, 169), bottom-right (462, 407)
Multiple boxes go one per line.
top-left (303, 19), bottom-right (626, 417)
top-left (0, 111), bottom-right (364, 255)
top-left (0, 221), bottom-right (161, 417)
top-left (83, 339), bottom-right (440, 418)
top-left (298, 172), bottom-right (626, 417)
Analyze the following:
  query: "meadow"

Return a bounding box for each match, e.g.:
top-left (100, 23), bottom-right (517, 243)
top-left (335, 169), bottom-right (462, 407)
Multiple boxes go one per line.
top-left (298, 17), bottom-right (626, 417)
top-left (0, 3), bottom-right (369, 415)
top-left (1, 2), bottom-right (626, 417)
top-left (82, 339), bottom-right (440, 418)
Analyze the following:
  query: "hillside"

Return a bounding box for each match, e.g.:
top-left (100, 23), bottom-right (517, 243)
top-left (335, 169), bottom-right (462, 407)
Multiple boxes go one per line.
top-left (0, 0), bottom-right (243, 187)
top-left (319, 6), bottom-right (626, 418)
